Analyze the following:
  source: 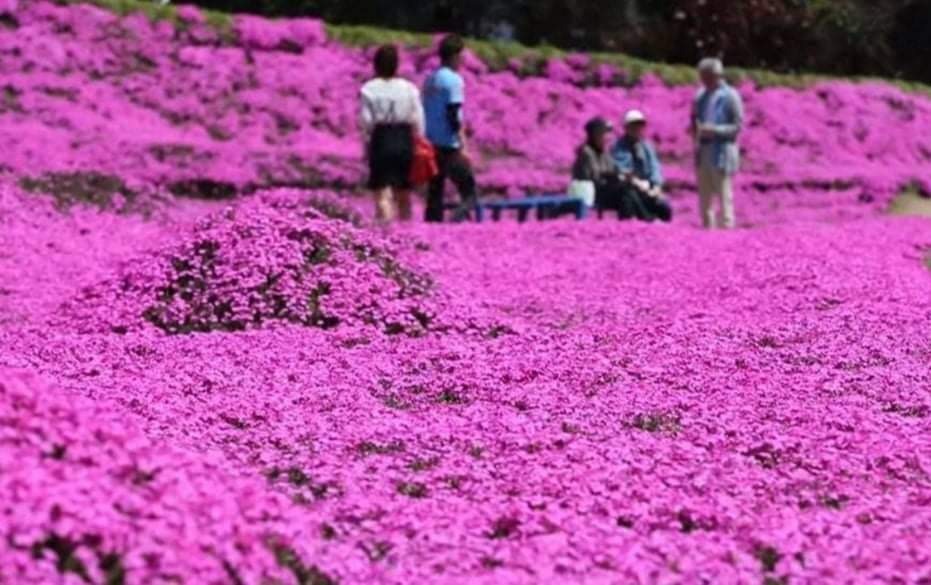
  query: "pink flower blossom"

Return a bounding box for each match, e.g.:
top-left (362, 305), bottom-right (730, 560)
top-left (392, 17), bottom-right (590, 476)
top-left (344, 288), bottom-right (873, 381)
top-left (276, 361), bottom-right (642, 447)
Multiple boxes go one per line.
top-left (0, 2), bottom-right (929, 583)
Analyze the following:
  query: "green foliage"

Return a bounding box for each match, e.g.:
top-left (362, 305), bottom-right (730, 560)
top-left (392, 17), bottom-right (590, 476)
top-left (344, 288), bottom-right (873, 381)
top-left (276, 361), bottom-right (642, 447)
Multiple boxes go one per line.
top-left (327, 24), bottom-right (432, 49)
top-left (56, 0), bottom-right (931, 97)
top-left (202, 9), bottom-right (233, 35)
top-left (56, 0), bottom-right (178, 21)
top-left (270, 542), bottom-right (337, 585)
top-left (325, 20), bottom-right (930, 95)
top-left (55, 0), bottom-right (232, 33)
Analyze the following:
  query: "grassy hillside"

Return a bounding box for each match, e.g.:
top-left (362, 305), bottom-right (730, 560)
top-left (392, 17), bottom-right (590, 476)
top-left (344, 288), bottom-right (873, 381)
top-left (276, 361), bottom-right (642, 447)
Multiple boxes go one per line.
top-left (55, 0), bottom-right (931, 96)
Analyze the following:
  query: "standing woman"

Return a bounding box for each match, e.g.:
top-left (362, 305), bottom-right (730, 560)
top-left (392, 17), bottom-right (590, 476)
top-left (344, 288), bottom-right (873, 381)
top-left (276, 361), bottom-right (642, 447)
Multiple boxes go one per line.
top-left (360, 45), bottom-right (425, 222)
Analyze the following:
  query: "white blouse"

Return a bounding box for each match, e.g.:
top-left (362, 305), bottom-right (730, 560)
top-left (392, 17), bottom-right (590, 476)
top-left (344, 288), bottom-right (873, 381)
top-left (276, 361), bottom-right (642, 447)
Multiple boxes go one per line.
top-left (359, 77), bottom-right (425, 139)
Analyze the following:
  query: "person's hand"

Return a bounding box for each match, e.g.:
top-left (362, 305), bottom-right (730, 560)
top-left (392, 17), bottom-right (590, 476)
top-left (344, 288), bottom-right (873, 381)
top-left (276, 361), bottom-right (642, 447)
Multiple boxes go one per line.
top-left (460, 148), bottom-right (474, 168)
top-left (699, 124), bottom-right (718, 138)
top-left (649, 187), bottom-right (664, 199)
top-left (632, 177), bottom-right (651, 193)
top-left (459, 135), bottom-right (474, 167)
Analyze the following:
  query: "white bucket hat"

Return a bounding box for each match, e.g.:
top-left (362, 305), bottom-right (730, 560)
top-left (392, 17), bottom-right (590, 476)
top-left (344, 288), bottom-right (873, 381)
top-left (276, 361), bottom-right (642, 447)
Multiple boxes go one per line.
top-left (624, 109), bottom-right (647, 126)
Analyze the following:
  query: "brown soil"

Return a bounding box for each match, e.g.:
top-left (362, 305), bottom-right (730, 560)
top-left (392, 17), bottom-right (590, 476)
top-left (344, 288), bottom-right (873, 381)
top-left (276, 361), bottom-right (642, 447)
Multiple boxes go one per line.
top-left (888, 189), bottom-right (931, 218)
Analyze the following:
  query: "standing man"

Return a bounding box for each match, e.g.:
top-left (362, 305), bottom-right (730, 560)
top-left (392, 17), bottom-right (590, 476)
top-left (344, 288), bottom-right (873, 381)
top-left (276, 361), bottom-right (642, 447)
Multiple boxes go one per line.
top-left (612, 109), bottom-right (673, 223)
top-left (423, 34), bottom-right (478, 223)
top-left (691, 58), bottom-right (743, 229)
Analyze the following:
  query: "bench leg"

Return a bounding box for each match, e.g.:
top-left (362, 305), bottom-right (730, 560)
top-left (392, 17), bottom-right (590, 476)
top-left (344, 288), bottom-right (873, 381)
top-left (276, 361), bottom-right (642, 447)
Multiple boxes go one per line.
top-left (517, 208), bottom-right (530, 223)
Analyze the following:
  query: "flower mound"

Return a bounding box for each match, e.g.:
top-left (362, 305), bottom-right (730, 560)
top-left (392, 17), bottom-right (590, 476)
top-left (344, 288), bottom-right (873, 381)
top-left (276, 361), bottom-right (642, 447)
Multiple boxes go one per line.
top-left (65, 192), bottom-right (436, 336)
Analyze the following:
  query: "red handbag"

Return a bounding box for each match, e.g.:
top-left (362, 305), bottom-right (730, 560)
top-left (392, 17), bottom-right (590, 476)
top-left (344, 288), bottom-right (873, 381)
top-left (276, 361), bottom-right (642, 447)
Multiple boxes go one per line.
top-left (410, 134), bottom-right (439, 187)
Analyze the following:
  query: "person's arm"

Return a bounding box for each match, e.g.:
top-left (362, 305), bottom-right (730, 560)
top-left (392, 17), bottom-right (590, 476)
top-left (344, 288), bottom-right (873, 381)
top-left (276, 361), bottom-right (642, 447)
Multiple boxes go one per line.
top-left (689, 91), bottom-right (701, 135)
top-left (359, 89), bottom-right (374, 141)
top-left (571, 148), bottom-right (596, 182)
top-left (446, 103), bottom-right (462, 135)
top-left (446, 74), bottom-right (466, 146)
top-left (612, 143), bottom-right (633, 176)
top-left (648, 144), bottom-right (664, 187)
top-left (712, 90), bottom-right (743, 140)
top-left (446, 102), bottom-right (473, 164)
top-left (359, 89), bottom-right (375, 162)
top-left (614, 144), bottom-right (649, 192)
top-left (411, 85), bottom-right (425, 136)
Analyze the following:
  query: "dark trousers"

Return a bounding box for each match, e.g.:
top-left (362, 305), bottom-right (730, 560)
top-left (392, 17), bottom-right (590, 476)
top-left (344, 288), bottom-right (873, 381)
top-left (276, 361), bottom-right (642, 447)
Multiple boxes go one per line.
top-left (642, 193), bottom-right (673, 222)
top-left (425, 147), bottom-right (478, 223)
top-left (596, 184), bottom-right (672, 223)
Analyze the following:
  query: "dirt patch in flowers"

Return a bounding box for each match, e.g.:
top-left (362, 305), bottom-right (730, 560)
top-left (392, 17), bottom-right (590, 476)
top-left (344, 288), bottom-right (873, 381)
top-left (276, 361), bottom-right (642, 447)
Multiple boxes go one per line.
top-left (888, 188), bottom-right (931, 218)
top-left (20, 171), bottom-right (138, 211)
top-left (168, 178), bottom-right (238, 200)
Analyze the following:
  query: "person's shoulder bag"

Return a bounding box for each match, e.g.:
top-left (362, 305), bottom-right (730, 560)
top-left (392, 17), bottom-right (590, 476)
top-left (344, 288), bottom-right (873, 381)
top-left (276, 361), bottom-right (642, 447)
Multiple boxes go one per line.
top-left (410, 134), bottom-right (439, 187)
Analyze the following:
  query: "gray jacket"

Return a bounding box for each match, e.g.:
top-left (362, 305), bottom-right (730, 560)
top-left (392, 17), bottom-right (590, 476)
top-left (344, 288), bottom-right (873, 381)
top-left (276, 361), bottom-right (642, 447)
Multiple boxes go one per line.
top-left (571, 143), bottom-right (618, 184)
top-left (692, 82), bottom-right (743, 175)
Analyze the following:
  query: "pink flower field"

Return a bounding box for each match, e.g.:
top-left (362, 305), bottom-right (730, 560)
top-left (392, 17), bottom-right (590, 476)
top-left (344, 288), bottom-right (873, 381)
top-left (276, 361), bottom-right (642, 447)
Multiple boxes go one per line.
top-left (1, 2), bottom-right (930, 583)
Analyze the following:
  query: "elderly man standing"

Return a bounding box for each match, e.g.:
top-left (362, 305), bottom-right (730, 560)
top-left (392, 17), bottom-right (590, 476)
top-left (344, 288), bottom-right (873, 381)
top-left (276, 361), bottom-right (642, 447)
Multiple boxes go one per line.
top-left (691, 58), bottom-right (743, 229)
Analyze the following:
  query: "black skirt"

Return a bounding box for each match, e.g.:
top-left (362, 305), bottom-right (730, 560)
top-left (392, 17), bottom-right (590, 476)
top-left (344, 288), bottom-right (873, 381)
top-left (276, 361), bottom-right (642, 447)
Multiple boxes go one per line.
top-left (367, 123), bottom-right (414, 190)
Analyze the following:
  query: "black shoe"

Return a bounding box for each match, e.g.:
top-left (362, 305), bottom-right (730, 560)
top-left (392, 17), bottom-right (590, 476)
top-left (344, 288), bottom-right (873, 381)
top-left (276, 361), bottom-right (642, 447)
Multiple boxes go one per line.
top-left (451, 209), bottom-right (471, 223)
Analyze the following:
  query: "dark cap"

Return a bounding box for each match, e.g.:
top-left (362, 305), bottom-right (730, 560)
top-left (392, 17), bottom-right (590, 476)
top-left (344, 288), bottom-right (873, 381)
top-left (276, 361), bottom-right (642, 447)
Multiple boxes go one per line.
top-left (585, 117), bottom-right (614, 136)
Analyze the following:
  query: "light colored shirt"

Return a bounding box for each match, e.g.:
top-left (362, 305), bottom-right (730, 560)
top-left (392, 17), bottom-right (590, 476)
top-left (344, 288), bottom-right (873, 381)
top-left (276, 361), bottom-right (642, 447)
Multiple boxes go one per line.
top-left (423, 67), bottom-right (465, 149)
top-left (698, 89), bottom-right (719, 171)
top-left (359, 77), bottom-right (424, 139)
top-left (700, 87), bottom-right (718, 126)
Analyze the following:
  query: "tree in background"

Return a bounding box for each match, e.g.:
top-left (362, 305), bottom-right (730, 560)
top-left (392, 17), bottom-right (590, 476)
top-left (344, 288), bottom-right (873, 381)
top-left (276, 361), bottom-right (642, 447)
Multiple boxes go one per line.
top-left (626, 0), bottom-right (899, 76)
top-left (183, 0), bottom-right (931, 84)
top-left (890, 0), bottom-right (931, 83)
top-left (518, 0), bottom-right (926, 82)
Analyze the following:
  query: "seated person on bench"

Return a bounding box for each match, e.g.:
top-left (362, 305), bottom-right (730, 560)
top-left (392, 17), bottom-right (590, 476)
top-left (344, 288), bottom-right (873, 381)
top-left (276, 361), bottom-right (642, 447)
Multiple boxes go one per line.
top-left (570, 117), bottom-right (641, 220)
top-left (611, 109), bottom-right (673, 223)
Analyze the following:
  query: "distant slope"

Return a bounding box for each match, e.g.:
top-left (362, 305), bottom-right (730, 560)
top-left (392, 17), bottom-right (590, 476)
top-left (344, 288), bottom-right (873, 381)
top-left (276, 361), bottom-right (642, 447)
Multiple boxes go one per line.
top-left (55, 0), bottom-right (931, 96)
top-left (2, 0), bottom-right (926, 227)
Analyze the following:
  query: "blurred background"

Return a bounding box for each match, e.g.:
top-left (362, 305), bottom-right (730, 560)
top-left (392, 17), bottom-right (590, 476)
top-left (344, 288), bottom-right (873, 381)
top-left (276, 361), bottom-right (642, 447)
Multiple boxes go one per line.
top-left (183, 0), bottom-right (931, 84)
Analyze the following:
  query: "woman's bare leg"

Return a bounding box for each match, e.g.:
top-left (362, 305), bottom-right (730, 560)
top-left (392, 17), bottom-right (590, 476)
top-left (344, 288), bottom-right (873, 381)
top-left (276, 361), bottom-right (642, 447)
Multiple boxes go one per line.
top-left (374, 187), bottom-right (394, 222)
top-left (396, 189), bottom-right (413, 221)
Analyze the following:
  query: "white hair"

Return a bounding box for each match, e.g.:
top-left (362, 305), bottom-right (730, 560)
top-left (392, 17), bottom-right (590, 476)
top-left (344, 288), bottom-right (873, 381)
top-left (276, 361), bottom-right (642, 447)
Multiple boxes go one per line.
top-left (697, 58), bottom-right (724, 75)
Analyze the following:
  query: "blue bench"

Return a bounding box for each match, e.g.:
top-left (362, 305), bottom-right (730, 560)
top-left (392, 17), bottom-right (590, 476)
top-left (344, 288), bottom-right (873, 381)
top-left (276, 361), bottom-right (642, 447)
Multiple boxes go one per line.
top-left (444, 195), bottom-right (588, 223)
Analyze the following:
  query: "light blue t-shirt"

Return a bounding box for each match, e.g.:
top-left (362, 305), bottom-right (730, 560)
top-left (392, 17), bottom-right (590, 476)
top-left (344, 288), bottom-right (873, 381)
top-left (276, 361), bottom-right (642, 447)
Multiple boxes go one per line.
top-left (423, 66), bottom-right (465, 149)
